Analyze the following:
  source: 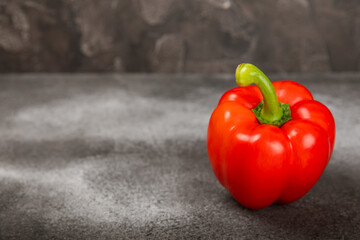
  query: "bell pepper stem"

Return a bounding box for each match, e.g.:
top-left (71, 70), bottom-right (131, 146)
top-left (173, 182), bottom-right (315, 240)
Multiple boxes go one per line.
top-left (235, 63), bottom-right (283, 122)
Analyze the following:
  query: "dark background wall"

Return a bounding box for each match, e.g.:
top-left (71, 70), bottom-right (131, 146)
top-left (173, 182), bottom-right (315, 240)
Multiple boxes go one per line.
top-left (0, 0), bottom-right (359, 73)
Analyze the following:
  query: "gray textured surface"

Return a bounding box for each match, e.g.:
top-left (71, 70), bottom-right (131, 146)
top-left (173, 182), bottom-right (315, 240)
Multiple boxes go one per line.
top-left (0, 73), bottom-right (359, 239)
top-left (0, 0), bottom-right (360, 73)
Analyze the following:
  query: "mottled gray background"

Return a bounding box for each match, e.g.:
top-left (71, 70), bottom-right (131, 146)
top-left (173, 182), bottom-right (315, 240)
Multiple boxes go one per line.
top-left (0, 0), bottom-right (359, 73)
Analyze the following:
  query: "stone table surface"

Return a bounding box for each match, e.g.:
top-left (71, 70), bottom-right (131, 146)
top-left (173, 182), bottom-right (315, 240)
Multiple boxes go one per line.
top-left (0, 73), bottom-right (359, 239)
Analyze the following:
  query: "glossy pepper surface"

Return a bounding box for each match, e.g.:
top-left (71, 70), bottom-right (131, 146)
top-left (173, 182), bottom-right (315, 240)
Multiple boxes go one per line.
top-left (207, 64), bottom-right (335, 209)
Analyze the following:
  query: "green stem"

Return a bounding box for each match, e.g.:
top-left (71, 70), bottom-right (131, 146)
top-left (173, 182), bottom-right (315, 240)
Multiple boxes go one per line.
top-left (235, 63), bottom-right (283, 122)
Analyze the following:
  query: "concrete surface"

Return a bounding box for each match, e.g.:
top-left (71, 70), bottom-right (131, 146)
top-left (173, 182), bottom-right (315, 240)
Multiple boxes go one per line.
top-left (0, 73), bottom-right (359, 239)
top-left (1, 0), bottom-right (360, 73)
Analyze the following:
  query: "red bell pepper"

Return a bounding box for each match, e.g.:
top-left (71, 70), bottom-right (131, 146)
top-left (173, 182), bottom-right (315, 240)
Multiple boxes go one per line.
top-left (207, 63), bottom-right (335, 209)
